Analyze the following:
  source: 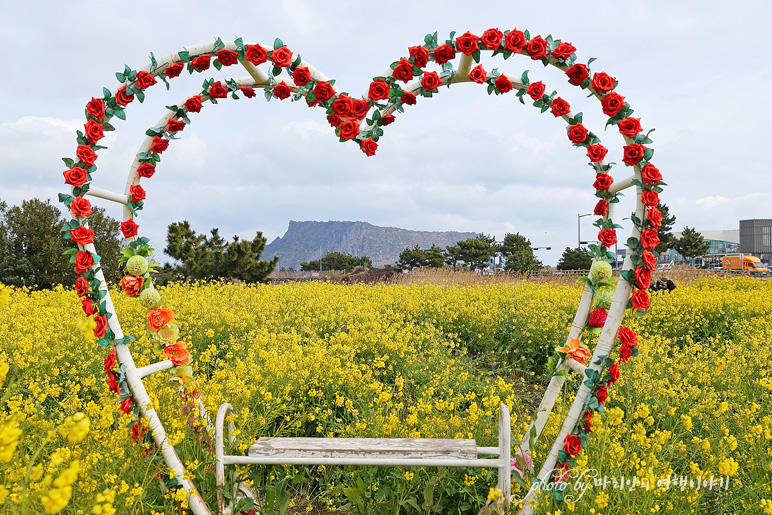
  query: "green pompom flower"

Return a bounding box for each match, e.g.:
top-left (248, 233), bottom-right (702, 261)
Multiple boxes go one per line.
top-left (139, 288), bottom-right (161, 309)
top-left (594, 288), bottom-right (614, 310)
top-left (126, 255), bottom-right (149, 276)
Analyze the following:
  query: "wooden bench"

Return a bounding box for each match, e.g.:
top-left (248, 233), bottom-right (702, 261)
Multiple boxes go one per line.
top-left (215, 403), bottom-right (511, 513)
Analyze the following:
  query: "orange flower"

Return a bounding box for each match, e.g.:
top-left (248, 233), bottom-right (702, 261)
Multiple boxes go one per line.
top-left (560, 338), bottom-right (590, 365)
top-left (120, 275), bottom-right (144, 297)
top-left (162, 340), bottom-right (191, 365)
top-left (147, 308), bottom-right (174, 331)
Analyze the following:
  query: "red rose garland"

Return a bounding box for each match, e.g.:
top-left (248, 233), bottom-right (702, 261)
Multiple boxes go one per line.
top-left (59, 33), bottom-right (663, 501)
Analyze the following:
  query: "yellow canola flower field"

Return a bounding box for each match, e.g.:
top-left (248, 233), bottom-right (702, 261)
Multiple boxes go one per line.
top-left (0, 276), bottom-right (770, 514)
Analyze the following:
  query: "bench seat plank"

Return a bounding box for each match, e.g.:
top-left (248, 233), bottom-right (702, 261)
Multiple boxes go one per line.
top-left (249, 437), bottom-right (478, 460)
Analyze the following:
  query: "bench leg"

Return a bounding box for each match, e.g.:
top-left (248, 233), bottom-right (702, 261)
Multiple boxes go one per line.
top-left (498, 404), bottom-right (511, 512)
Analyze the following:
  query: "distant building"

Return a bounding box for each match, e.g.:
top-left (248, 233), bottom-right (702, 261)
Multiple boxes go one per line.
top-left (739, 219), bottom-right (772, 264)
top-left (663, 229), bottom-right (739, 267)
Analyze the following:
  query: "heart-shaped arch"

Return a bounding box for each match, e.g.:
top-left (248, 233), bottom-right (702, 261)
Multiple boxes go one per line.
top-left (60, 30), bottom-right (664, 514)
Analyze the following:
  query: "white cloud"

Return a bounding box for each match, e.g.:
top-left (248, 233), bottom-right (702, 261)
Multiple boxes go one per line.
top-left (696, 196), bottom-right (730, 209)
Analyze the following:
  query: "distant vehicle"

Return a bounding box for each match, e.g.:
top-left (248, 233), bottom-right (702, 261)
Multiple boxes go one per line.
top-left (722, 255), bottom-right (768, 276)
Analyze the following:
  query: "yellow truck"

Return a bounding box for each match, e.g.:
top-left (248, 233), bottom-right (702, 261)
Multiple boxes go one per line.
top-left (722, 255), bottom-right (769, 275)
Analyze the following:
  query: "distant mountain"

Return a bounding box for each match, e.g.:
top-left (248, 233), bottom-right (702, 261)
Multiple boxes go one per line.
top-left (264, 221), bottom-right (478, 270)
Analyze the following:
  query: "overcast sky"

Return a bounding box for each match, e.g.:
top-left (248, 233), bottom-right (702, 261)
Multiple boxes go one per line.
top-left (1, 1), bottom-right (769, 266)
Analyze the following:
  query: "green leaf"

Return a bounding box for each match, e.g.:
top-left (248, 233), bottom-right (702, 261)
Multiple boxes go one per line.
top-left (521, 70), bottom-right (529, 84)
top-left (114, 108), bottom-right (126, 121)
top-left (178, 50), bottom-right (189, 62)
top-left (213, 60), bottom-right (222, 70)
top-left (214, 37), bottom-right (224, 52)
top-left (643, 148), bottom-right (654, 161)
top-left (234, 37), bottom-right (244, 49)
top-left (115, 72), bottom-right (125, 83)
top-left (273, 38), bottom-right (283, 50)
top-left (102, 87), bottom-right (112, 99)
top-left (135, 89), bottom-right (145, 103)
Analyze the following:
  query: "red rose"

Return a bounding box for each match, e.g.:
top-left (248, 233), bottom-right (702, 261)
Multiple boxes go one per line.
top-left (361, 137), bottom-right (378, 156)
top-left (216, 49), bottom-right (239, 66)
top-left (401, 91), bottom-right (417, 105)
top-left (588, 307), bottom-right (607, 328)
top-left (421, 71), bottom-right (441, 91)
top-left (495, 74), bottom-right (513, 93)
top-left (64, 166), bottom-right (88, 187)
top-left (76, 145), bottom-right (97, 167)
top-left (191, 54), bottom-right (211, 71)
top-left (164, 61), bottom-right (184, 78)
top-left (566, 64), bottom-right (589, 86)
top-left (94, 315), bottom-right (108, 338)
top-left (69, 226), bottom-right (94, 246)
top-left (642, 250), bottom-right (656, 271)
top-left (641, 189), bottom-right (659, 207)
top-left (326, 114), bottom-right (342, 127)
top-left (607, 363), bottom-right (620, 385)
top-left (433, 44), bottom-right (455, 65)
top-left (567, 123), bottom-right (588, 144)
top-left (526, 81), bottom-right (545, 101)
top-left (504, 30), bottom-right (526, 53)
top-left (594, 199), bottom-right (609, 217)
top-left (106, 371), bottom-right (120, 393)
top-left (135, 71), bottom-right (156, 90)
top-left (136, 162), bottom-right (155, 178)
top-left (623, 143), bottom-right (647, 166)
top-left (81, 296), bottom-right (97, 316)
top-left (337, 119), bottom-right (360, 141)
top-left (115, 86), bottom-right (133, 107)
top-left (525, 35), bottom-right (547, 60)
top-left (618, 326), bottom-right (638, 346)
top-left (456, 31), bottom-right (479, 55)
top-left (551, 97), bottom-right (571, 117)
top-left (381, 114), bottom-right (396, 126)
top-left (245, 44), bottom-right (268, 65)
top-left (150, 137), bottom-right (169, 154)
top-left (592, 72), bottom-right (616, 94)
top-left (184, 96), bottom-right (203, 113)
top-left (273, 81), bottom-right (292, 100)
top-left (595, 384), bottom-right (609, 405)
top-left (468, 65), bottom-right (487, 84)
top-left (598, 228), bottom-right (617, 247)
top-left (332, 94), bottom-right (353, 117)
top-left (635, 266), bottom-right (652, 289)
top-left (640, 228), bottom-right (660, 250)
top-left (563, 434), bottom-right (582, 456)
top-left (147, 308), bottom-right (174, 331)
top-left (104, 349), bottom-right (117, 374)
top-left (129, 184), bottom-right (146, 202)
top-left (313, 81), bottom-right (335, 102)
top-left (86, 98), bottom-right (105, 120)
top-left (270, 46), bottom-right (293, 67)
top-left (481, 28), bottom-right (503, 50)
top-left (641, 164), bottom-right (662, 184)
top-left (368, 79), bottom-right (391, 101)
top-left (120, 219), bottom-right (139, 238)
top-left (70, 196), bottom-right (92, 217)
top-left (84, 119), bottom-right (104, 144)
top-left (120, 274), bottom-right (144, 296)
top-left (582, 410), bottom-right (593, 432)
top-left (120, 396), bottom-right (134, 415)
top-left (593, 173), bottom-right (614, 191)
top-left (239, 86), bottom-right (256, 98)
top-left (552, 42), bottom-right (576, 60)
top-left (647, 207), bottom-right (662, 229)
top-left (292, 66), bottom-right (312, 86)
top-left (75, 276), bottom-right (89, 297)
top-left (408, 45), bottom-right (430, 68)
top-left (617, 117), bottom-right (642, 137)
top-left (167, 119), bottom-right (185, 132)
top-left (586, 144), bottom-right (608, 163)
top-left (208, 81), bottom-right (228, 99)
top-left (631, 289), bottom-right (650, 311)
top-left (352, 99), bottom-right (369, 120)
top-left (131, 421), bottom-right (147, 444)
top-left (392, 58), bottom-right (414, 83)
top-left (602, 92), bottom-right (626, 117)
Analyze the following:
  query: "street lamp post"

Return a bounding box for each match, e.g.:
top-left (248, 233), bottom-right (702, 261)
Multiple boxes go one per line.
top-left (578, 213), bottom-right (593, 248)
